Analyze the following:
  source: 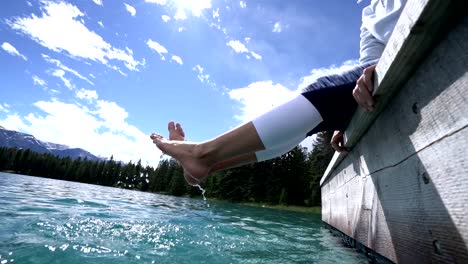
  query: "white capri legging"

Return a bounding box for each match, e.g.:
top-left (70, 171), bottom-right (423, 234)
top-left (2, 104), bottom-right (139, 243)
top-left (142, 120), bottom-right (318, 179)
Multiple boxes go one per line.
top-left (253, 95), bottom-right (323, 162)
top-left (251, 62), bottom-right (374, 162)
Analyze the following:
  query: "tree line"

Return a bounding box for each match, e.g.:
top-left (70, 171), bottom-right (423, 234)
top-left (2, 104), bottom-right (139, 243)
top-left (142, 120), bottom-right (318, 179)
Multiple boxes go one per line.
top-left (0, 132), bottom-right (334, 206)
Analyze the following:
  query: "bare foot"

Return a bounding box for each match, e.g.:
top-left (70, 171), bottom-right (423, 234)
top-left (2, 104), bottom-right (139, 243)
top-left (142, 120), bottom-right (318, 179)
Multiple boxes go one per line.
top-left (168, 121), bottom-right (185, 141)
top-left (151, 125), bottom-right (211, 184)
top-left (166, 121), bottom-right (200, 186)
top-left (150, 134), bottom-right (211, 181)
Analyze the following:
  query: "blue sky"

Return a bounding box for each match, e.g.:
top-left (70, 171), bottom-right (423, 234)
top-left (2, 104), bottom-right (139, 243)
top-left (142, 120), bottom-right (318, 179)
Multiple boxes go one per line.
top-left (0, 0), bottom-right (365, 167)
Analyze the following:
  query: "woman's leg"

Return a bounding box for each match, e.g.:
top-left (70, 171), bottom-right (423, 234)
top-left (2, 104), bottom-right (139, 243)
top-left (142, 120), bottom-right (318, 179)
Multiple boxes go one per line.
top-left (167, 121), bottom-right (306, 175)
top-left (151, 95), bottom-right (323, 181)
top-left (207, 133), bottom-right (305, 174)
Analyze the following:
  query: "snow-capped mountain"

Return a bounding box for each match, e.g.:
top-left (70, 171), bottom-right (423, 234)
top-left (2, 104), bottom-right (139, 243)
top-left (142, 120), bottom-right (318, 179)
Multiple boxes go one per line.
top-left (0, 128), bottom-right (101, 161)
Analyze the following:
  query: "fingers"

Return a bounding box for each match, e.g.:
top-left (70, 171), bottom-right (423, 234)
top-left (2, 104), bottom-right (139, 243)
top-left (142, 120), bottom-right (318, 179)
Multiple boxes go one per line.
top-left (363, 65), bottom-right (376, 93)
top-left (330, 130), bottom-right (348, 152)
top-left (353, 64), bottom-right (377, 112)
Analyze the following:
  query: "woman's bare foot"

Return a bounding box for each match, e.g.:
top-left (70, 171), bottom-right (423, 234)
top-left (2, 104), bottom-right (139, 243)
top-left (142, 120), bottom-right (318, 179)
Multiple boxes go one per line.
top-left (150, 134), bottom-right (212, 181)
top-left (151, 122), bottom-right (212, 183)
top-left (166, 121), bottom-right (200, 186)
top-left (168, 121), bottom-right (185, 141)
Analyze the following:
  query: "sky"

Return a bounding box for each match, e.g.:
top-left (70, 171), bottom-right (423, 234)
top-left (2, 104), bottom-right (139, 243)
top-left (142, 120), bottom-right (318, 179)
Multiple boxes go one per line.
top-left (0, 0), bottom-right (365, 167)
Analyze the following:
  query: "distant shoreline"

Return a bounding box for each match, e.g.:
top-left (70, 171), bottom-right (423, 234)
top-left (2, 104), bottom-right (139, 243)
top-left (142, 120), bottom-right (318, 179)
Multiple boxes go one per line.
top-left (1, 172), bottom-right (322, 213)
top-left (240, 202), bottom-right (321, 214)
top-left (203, 196), bottom-right (321, 214)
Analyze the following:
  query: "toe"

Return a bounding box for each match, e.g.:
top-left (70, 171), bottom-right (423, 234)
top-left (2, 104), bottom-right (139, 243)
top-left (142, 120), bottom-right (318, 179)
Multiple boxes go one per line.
top-left (150, 133), bottom-right (164, 140)
top-left (176, 123), bottom-right (185, 138)
top-left (168, 121), bottom-right (175, 132)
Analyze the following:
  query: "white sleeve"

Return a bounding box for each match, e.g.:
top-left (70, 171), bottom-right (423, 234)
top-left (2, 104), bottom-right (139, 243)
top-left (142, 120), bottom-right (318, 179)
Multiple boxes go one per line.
top-left (359, 24), bottom-right (385, 64)
top-left (359, 0), bottom-right (406, 64)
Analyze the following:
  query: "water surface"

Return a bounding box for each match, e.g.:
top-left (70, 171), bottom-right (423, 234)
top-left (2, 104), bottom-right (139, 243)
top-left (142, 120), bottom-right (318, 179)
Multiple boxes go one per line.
top-left (0, 172), bottom-right (367, 263)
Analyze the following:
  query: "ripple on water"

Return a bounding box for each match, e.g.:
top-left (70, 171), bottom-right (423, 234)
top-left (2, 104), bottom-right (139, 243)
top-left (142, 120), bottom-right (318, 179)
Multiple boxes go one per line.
top-left (0, 173), bottom-right (370, 264)
top-left (53, 198), bottom-right (109, 208)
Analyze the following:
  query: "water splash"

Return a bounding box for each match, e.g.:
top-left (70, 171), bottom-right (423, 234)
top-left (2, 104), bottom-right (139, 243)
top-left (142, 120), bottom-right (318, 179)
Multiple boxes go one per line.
top-left (186, 172), bottom-right (207, 201)
top-left (194, 184), bottom-right (206, 201)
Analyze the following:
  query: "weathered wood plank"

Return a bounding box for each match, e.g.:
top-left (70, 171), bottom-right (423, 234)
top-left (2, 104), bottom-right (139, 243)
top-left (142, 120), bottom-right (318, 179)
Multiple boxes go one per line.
top-left (322, 13), bottom-right (468, 263)
top-left (320, 0), bottom-right (467, 186)
top-left (324, 128), bottom-right (468, 262)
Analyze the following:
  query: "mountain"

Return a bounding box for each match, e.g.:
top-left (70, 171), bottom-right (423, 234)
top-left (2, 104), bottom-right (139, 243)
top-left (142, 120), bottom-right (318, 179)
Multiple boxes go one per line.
top-left (0, 128), bottom-right (101, 161)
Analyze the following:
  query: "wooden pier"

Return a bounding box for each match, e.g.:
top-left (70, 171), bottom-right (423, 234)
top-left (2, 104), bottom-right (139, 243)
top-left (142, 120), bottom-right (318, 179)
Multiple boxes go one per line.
top-left (320, 0), bottom-right (468, 262)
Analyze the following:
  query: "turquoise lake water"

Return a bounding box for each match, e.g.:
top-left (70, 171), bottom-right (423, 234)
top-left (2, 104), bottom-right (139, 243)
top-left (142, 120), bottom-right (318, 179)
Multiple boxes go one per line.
top-left (0, 172), bottom-right (368, 263)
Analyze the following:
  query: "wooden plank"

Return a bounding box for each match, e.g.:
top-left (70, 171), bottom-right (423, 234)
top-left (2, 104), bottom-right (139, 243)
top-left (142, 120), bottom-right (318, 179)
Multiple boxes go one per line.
top-left (322, 14), bottom-right (468, 263)
top-left (324, 128), bottom-right (468, 262)
top-left (320, 0), bottom-right (467, 186)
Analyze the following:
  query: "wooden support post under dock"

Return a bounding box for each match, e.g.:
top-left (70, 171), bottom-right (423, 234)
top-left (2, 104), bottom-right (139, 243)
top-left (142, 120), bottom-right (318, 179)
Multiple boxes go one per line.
top-left (320, 0), bottom-right (468, 263)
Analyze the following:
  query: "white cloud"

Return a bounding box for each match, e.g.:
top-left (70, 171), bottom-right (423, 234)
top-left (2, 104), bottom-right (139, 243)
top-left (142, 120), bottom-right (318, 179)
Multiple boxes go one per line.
top-left (226, 40), bottom-right (248, 53)
top-left (161, 15), bottom-right (171, 22)
top-left (124, 3), bottom-right (136, 16)
top-left (228, 81), bottom-right (314, 150)
top-left (0, 103), bottom-right (10, 114)
top-left (42, 54), bottom-right (94, 85)
top-left (297, 59), bottom-right (360, 90)
top-left (92, 0), bottom-right (103, 6)
top-left (76, 88), bottom-right (98, 102)
top-left (171, 55), bottom-right (183, 65)
top-left (52, 69), bottom-right (74, 90)
top-left (97, 21), bottom-right (104, 27)
top-left (173, 0), bottom-right (211, 17)
top-left (240, 1), bottom-right (246, 8)
top-left (228, 81), bottom-right (297, 122)
top-left (192, 64), bottom-right (209, 83)
top-left (0, 100), bottom-right (161, 167)
top-left (111, 65), bottom-right (127, 76)
top-left (227, 40), bottom-right (262, 60)
top-left (273, 21), bottom-right (282, 33)
top-left (1, 42), bottom-right (27, 61)
top-left (174, 9), bottom-right (187, 20)
top-left (192, 64), bottom-right (215, 87)
top-left (212, 8), bottom-right (219, 19)
top-left (244, 37), bottom-right (250, 43)
top-left (250, 51), bottom-right (262, 60)
top-left (178, 27), bottom-right (185, 32)
top-left (193, 64), bottom-right (204, 73)
top-left (32, 76), bottom-right (47, 87)
top-left (8, 1), bottom-right (143, 71)
top-left (0, 114), bottom-right (28, 131)
top-left (146, 39), bottom-right (168, 60)
top-left (145, 0), bottom-right (166, 4)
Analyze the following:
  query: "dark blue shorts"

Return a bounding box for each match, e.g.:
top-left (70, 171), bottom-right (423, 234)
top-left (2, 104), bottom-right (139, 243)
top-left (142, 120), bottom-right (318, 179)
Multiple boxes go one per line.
top-left (302, 63), bottom-right (375, 136)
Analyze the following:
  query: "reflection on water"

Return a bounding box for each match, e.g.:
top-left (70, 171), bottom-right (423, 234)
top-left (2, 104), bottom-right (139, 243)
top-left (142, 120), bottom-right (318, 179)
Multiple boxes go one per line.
top-left (0, 172), bottom-right (368, 263)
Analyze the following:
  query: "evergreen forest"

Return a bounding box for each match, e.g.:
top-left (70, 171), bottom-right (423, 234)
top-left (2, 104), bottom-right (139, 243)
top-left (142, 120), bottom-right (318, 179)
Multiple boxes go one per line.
top-left (0, 132), bottom-right (334, 207)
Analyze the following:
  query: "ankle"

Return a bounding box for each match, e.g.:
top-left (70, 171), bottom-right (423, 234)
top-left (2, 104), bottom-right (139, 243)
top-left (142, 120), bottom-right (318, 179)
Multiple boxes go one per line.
top-left (193, 143), bottom-right (216, 165)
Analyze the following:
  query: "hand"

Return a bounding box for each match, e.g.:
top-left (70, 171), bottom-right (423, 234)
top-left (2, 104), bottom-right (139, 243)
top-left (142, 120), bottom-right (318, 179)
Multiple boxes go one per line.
top-left (330, 130), bottom-right (348, 152)
top-left (353, 64), bottom-right (377, 112)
